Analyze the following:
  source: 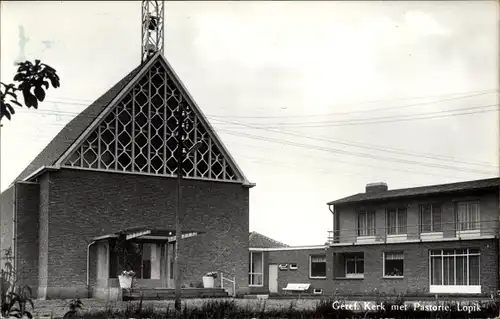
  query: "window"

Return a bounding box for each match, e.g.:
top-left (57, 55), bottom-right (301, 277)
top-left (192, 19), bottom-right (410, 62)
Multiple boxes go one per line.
top-left (420, 203), bottom-right (442, 233)
top-left (386, 208), bottom-right (407, 235)
top-left (430, 249), bottom-right (480, 293)
top-left (309, 255), bottom-right (326, 278)
top-left (345, 254), bottom-right (364, 278)
top-left (383, 252), bottom-right (404, 277)
top-left (249, 252), bottom-right (264, 286)
top-left (109, 242), bottom-right (153, 279)
top-left (357, 211), bottom-right (375, 236)
top-left (456, 201), bottom-right (480, 231)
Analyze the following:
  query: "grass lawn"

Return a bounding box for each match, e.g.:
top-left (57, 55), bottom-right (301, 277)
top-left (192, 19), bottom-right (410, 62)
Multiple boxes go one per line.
top-left (32, 298), bottom-right (320, 318)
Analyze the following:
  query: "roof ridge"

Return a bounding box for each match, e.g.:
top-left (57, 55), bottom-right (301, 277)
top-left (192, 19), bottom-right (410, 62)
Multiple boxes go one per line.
top-left (329, 176), bottom-right (500, 205)
top-left (384, 177), bottom-right (500, 193)
top-left (250, 231), bottom-right (290, 247)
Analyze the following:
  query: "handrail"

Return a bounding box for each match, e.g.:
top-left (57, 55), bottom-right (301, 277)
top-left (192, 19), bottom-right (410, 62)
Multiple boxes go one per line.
top-left (220, 271), bottom-right (236, 297)
top-left (326, 219), bottom-right (499, 244)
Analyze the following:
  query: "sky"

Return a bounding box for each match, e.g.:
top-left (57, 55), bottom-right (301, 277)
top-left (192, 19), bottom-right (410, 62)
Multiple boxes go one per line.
top-left (0, 1), bottom-right (499, 246)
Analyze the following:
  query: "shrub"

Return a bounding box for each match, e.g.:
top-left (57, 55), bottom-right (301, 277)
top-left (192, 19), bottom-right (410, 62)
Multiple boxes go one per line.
top-left (1, 247), bottom-right (35, 319)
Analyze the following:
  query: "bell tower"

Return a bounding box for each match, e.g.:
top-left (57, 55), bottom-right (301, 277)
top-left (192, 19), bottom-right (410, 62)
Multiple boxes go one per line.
top-left (141, 0), bottom-right (165, 62)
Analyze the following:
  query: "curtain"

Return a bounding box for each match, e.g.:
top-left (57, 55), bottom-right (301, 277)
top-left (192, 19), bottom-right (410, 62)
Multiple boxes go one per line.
top-left (456, 256), bottom-right (467, 285)
top-left (385, 252), bottom-right (404, 260)
top-left (311, 256), bottom-right (326, 263)
top-left (443, 256), bottom-right (454, 285)
top-left (397, 209), bottom-right (407, 234)
top-left (469, 202), bottom-right (479, 230)
top-left (469, 255), bottom-right (480, 285)
top-left (431, 256), bottom-right (442, 285)
top-left (387, 210), bottom-right (397, 234)
top-left (432, 204), bottom-right (442, 232)
top-left (358, 212), bottom-right (375, 236)
top-left (421, 205), bottom-right (432, 233)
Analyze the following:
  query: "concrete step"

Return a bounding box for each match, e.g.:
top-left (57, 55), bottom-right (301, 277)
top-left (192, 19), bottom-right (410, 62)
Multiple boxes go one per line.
top-left (123, 288), bottom-right (229, 300)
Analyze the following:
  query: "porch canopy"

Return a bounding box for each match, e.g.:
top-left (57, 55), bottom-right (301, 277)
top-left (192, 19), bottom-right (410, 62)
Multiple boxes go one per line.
top-left (92, 227), bottom-right (205, 242)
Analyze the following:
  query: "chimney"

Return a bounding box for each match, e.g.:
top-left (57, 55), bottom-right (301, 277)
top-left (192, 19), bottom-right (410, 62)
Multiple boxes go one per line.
top-left (365, 182), bottom-right (388, 193)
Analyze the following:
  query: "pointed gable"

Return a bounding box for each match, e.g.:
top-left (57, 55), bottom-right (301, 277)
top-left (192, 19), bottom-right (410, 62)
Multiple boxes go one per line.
top-left (54, 53), bottom-right (250, 185)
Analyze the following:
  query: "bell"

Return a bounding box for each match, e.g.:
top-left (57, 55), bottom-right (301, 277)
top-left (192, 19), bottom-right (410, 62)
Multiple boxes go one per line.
top-left (148, 16), bottom-right (158, 31)
top-left (146, 43), bottom-right (156, 53)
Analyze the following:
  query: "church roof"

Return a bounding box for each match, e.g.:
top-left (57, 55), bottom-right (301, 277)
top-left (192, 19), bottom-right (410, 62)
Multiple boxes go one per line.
top-left (13, 53), bottom-right (252, 186)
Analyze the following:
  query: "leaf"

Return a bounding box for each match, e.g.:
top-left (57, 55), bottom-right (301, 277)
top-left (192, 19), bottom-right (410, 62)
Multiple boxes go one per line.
top-left (1, 106), bottom-right (12, 120)
top-left (42, 81), bottom-right (49, 89)
top-left (22, 89), bottom-right (37, 108)
top-left (34, 86), bottom-right (45, 101)
top-left (5, 91), bottom-right (17, 99)
top-left (49, 77), bottom-right (59, 88)
top-left (5, 103), bottom-right (15, 115)
top-left (13, 74), bottom-right (24, 82)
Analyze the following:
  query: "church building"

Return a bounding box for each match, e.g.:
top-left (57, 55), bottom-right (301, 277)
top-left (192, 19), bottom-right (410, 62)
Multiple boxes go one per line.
top-left (0, 49), bottom-right (254, 299)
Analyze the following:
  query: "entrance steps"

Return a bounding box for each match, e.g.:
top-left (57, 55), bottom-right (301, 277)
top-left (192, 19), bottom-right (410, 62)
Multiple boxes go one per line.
top-left (122, 288), bottom-right (229, 300)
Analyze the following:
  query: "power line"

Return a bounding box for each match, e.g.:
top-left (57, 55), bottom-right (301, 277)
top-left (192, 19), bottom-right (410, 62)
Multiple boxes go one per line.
top-left (229, 143), bottom-right (488, 181)
top-left (210, 104), bottom-right (499, 128)
top-left (216, 129), bottom-right (498, 176)
top-left (9, 101), bottom-right (499, 172)
top-left (24, 105), bottom-right (498, 168)
top-left (206, 109), bottom-right (499, 169)
top-left (14, 100), bottom-right (499, 130)
top-left (206, 90), bottom-right (497, 119)
top-left (49, 87), bottom-right (496, 105)
top-left (8, 101), bottom-right (500, 173)
top-left (45, 88), bottom-right (497, 119)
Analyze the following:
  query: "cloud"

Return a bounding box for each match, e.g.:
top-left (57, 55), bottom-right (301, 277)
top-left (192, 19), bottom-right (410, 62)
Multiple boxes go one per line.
top-left (404, 11), bottom-right (451, 37)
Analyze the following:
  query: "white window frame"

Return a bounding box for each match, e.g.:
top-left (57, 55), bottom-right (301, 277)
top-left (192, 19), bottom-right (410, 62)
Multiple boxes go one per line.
top-left (419, 203), bottom-right (443, 236)
top-left (309, 255), bottom-right (327, 279)
top-left (249, 251), bottom-right (264, 287)
top-left (345, 255), bottom-right (364, 278)
top-left (456, 201), bottom-right (481, 236)
top-left (383, 251), bottom-right (404, 278)
top-left (357, 211), bottom-right (376, 238)
top-left (428, 248), bottom-right (481, 294)
top-left (386, 208), bottom-right (407, 235)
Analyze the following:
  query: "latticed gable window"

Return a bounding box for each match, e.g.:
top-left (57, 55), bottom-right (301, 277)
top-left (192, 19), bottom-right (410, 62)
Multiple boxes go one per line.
top-left (62, 60), bottom-right (242, 183)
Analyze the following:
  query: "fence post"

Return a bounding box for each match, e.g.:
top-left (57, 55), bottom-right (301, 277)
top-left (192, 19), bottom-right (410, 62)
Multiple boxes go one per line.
top-left (232, 276), bottom-right (236, 297)
top-left (221, 272), bottom-right (224, 290)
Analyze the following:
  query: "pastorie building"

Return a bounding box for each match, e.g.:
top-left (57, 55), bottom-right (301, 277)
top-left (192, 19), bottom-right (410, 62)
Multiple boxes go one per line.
top-left (245, 178), bottom-right (500, 299)
top-left (325, 178), bottom-right (500, 297)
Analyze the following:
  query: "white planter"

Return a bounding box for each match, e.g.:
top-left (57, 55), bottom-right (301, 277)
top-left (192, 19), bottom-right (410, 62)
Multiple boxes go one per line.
top-left (202, 276), bottom-right (215, 288)
top-left (118, 275), bottom-right (133, 289)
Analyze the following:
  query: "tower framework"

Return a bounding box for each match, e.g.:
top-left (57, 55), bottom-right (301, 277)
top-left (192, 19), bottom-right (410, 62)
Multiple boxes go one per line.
top-left (142, 0), bottom-right (165, 62)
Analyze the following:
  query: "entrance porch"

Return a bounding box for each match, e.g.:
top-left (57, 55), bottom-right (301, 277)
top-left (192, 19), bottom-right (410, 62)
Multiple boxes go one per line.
top-left (90, 227), bottom-right (208, 300)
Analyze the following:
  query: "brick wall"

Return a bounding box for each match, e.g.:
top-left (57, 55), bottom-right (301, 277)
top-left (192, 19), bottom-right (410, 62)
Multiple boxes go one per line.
top-left (0, 186), bottom-right (14, 269)
top-left (42, 168), bottom-right (249, 299)
top-left (14, 182), bottom-right (40, 291)
top-left (327, 239), bottom-right (497, 296)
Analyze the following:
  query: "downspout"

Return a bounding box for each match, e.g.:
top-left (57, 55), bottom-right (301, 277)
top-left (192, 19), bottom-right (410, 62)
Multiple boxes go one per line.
top-left (328, 204), bottom-right (335, 243)
top-left (86, 240), bottom-right (96, 297)
top-left (497, 238), bottom-right (499, 302)
top-left (12, 184), bottom-right (17, 281)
